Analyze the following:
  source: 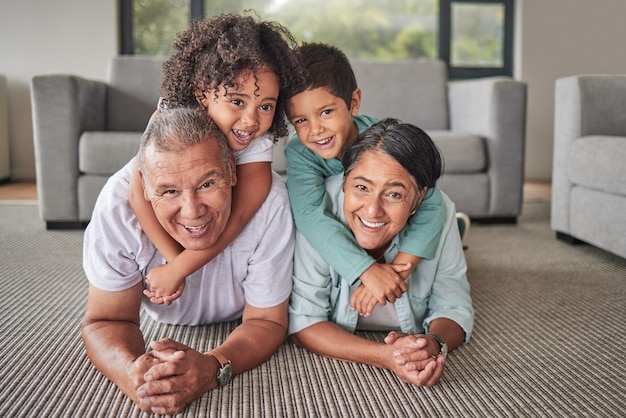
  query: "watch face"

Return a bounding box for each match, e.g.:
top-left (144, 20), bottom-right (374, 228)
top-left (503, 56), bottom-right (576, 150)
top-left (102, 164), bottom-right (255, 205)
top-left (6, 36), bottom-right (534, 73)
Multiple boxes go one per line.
top-left (217, 363), bottom-right (232, 386)
top-left (441, 343), bottom-right (448, 359)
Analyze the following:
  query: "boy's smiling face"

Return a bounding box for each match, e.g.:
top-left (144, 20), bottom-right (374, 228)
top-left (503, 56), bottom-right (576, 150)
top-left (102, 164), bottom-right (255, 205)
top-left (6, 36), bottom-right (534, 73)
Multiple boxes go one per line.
top-left (287, 87), bottom-right (361, 160)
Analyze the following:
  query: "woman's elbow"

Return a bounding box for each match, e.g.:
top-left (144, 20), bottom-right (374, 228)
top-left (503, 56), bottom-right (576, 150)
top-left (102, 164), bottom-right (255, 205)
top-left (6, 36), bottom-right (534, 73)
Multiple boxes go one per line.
top-left (289, 332), bottom-right (305, 347)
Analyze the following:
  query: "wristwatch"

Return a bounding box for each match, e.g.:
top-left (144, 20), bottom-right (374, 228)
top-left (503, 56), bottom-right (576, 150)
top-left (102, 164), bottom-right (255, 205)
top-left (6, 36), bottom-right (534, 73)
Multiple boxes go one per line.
top-left (208, 350), bottom-right (232, 387)
top-left (426, 333), bottom-right (448, 359)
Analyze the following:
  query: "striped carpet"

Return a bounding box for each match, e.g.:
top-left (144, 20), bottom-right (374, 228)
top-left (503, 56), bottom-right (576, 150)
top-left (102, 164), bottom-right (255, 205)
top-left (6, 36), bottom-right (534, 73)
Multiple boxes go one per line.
top-left (1, 202), bottom-right (625, 418)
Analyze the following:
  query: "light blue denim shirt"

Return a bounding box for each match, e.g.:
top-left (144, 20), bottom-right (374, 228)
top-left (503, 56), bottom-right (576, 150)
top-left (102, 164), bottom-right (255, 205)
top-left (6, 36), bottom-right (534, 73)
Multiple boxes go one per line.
top-left (288, 175), bottom-right (474, 341)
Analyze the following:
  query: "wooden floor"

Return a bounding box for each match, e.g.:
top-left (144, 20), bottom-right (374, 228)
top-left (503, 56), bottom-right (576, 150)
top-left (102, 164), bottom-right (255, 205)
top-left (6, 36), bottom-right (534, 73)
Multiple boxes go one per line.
top-left (0, 180), bottom-right (552, 203)
top-left (0, 180), bottom-right (37, 201)
top-left (523, 181), bottom-right (552, 203)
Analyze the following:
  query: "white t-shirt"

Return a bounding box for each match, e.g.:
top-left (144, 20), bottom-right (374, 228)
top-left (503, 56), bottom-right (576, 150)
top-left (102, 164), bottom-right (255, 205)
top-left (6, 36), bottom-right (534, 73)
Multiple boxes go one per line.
top-left (234, 133), bottom-right (274, 165)
top-left (83, 159), bottom-right (294, 326)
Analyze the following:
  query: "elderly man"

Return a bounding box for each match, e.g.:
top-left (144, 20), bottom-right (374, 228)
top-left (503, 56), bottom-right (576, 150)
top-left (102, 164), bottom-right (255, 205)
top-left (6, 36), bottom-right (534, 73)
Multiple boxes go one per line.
top-left (81, 108), bottom-right (294, 415)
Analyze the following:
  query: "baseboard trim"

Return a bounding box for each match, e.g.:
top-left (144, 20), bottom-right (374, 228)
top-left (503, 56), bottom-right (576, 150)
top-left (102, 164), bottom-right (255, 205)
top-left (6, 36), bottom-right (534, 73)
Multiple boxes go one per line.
top-left (46, 221), bottom-right (89, 230)
top-left (556, 231), bottom-right (586, 245)
top-left (472, 217), bottom-right (517, 225)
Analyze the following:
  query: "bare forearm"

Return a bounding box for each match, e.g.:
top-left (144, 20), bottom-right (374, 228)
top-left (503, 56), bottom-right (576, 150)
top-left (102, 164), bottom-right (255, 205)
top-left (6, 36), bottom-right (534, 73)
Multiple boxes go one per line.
top-left (164, 221), bottom-right (252, 281)
top-left (391, 252), bottom-right (422, 280)
top-left (133, 198), bottom-right (183, 263)
top-left (427, 318), bottom-right (465, 352)
top-left (81, 320), bottom-right (146, 400)
top-left (213, 301), bottom-right (288, 376)
top-left (213, 318), bottom-right (285, 376)
top-left (167, 209), bottom-right (249, 276)
top-left (291, 322), bottom-right (391, 369)
top-left (129, 158), bottom-right (182, 263)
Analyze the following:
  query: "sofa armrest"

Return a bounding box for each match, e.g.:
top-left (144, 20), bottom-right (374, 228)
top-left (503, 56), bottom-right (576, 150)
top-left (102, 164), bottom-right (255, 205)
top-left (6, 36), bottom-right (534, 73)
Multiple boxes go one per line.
top-left (30, 75), bottom-right (106, 223)
top-left (551, 76), bottom-right (582, 233)
top-left (448, 77), bottom-right (527, 217)
top-left (0, 75), bottom-right (9, 180)
top-left (551, 75), bottom-right (626, 233)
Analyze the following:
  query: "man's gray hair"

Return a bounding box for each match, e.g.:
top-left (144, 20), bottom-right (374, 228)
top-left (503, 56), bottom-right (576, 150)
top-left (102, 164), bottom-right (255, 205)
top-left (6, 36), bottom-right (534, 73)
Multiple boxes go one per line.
top-left (138, 108), bottom-right (233, 177)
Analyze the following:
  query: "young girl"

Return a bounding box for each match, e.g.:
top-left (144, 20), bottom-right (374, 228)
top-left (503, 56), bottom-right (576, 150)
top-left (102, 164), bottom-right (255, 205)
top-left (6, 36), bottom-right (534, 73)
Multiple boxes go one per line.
top-left (129, 13), bottom-right (302, 304)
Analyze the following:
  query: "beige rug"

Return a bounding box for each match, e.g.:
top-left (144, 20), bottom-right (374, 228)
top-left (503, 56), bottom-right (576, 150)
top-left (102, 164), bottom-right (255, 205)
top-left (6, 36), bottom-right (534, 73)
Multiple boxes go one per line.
top-left (1, 202), bottom-right (624, 417)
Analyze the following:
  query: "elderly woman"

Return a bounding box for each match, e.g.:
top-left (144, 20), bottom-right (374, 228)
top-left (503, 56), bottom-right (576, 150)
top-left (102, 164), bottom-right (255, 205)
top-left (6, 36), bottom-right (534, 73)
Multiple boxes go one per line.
top-left (288, 118), bottom-right (474, 387)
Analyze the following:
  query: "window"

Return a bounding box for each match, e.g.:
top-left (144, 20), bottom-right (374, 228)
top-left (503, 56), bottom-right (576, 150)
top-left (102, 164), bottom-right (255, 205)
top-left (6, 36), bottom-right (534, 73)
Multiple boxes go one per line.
top-left (120, 0), bottom-right (193, 56)
top-left (439, 0), bottom-right (514, 78)
top-left (120, 0), bottom-right (514, 78)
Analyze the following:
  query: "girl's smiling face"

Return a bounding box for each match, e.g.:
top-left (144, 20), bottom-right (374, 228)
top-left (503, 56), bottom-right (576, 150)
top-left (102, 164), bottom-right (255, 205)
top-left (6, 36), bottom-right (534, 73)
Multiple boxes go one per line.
top-left (198, 69), bottom-right (279, 152)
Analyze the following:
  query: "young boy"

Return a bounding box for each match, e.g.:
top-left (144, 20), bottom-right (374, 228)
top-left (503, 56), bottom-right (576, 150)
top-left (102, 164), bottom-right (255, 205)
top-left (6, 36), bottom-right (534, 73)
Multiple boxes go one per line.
top-left (285, 43), bottom-right (449, 316)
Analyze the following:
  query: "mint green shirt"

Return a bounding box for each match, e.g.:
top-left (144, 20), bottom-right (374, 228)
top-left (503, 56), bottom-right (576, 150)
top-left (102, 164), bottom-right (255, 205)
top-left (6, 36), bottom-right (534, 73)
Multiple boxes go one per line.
top-left (285, 114), bottom-right (446, 284)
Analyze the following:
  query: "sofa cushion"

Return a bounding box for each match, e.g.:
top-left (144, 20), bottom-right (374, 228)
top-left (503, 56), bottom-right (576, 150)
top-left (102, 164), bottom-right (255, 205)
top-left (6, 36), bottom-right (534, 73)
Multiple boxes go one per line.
top-left (351, 59), bottom-right (449, 131)
top-left (78, 174), bottom-right (110, 221)
top-left (577, 76), bottom-right (626, 137)
top-left (429, 131), bottom-right (486, 173)
top-left (568, 135), bottom-right (626, 196)
top-left (79, 132), bottom-right (141, 175)
top-left (107, 56), bottom-right (164, 131)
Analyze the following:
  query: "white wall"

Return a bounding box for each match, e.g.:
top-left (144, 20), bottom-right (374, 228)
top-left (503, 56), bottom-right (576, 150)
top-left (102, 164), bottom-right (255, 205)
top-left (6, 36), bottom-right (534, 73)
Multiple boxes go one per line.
top-left (517, 0), bottom-right (626, 181)
top-left (0, 0), bottom-right (117, 180)
top-left (1, 0), bottom-right (626, 181)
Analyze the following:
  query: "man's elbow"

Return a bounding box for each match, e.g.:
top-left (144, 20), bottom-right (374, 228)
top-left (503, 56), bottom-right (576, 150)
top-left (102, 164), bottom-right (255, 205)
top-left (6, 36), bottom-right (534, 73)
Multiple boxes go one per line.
top-left (81, 315), bottom-right (97, 342)
top-left (80, 315), bottom-right (108, 350)
top-left (265, 317), bottom-right (288, 342)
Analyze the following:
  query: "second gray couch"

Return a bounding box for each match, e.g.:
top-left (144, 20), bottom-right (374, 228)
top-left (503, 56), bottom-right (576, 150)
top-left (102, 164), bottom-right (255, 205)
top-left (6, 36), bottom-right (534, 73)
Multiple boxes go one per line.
top-left (552, 74), bottom-right (626, 259)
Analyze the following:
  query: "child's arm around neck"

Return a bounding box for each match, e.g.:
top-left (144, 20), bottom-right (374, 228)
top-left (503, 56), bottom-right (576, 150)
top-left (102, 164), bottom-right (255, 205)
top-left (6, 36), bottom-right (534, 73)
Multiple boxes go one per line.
top-left (128, 159), bottom-right (272, 304)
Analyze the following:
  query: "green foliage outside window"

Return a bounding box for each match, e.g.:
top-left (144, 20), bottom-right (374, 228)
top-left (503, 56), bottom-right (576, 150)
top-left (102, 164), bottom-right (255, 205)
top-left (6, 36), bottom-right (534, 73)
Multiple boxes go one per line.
top-left (133, 0), bottom-right (189, 56)
top-left (132, 0), bottom-right (439, 61)
top-left (451, 3), bottom-right (504, 68)
top-left (205, 0), bottom-right (439, 61)
top-left (130, 0), bottom-right (507, 69)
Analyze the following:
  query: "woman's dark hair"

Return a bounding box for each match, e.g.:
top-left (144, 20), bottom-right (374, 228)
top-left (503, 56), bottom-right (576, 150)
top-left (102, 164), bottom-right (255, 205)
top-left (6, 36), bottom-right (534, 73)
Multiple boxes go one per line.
top-left (160, 13), bottom-right (303, 139)
top-left (342, 118), bottom-right (444, 191)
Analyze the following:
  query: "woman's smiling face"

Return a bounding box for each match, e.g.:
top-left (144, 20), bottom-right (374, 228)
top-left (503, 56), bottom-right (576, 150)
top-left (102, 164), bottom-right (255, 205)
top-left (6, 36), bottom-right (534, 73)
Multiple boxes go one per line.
top-left (343, 150), bottom-right (421, 257)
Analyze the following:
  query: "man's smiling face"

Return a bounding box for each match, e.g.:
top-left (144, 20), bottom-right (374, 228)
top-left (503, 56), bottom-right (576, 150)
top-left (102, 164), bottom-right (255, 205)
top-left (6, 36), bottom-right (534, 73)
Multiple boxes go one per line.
top-left (141, 139), bottom-right (236, 251)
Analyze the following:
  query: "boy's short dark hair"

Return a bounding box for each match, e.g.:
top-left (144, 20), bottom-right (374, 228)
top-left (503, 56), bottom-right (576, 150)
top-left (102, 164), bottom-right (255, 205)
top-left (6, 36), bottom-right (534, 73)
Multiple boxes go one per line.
top-left (289, 43), bottom-right (358, 110)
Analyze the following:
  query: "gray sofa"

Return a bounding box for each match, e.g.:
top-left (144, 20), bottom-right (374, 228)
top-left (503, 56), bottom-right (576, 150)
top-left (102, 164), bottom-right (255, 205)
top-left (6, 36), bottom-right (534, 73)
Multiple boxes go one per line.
top-left (351, 60), bottom-right (527, 222)
top-left (0, 74), bottom-right (10, 181)
top-left (31, 56), bottom-right (164, 228)
top-left (31, 56), bottom-right (526, 228)
top-left (552, 74), bottom-right (626, 259)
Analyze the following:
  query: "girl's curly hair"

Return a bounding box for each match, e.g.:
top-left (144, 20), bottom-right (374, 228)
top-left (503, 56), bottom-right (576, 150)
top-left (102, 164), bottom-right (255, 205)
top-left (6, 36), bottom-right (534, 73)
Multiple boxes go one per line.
top-left (160, 13), bottom-right (303, 139)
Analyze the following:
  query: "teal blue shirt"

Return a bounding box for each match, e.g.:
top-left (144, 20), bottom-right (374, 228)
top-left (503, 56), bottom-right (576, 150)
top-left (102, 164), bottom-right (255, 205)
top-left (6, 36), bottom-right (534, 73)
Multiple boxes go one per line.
top-left (285, 114), bottom-right (446, 284)
top-left (288, 175), bottom-right (474, 340)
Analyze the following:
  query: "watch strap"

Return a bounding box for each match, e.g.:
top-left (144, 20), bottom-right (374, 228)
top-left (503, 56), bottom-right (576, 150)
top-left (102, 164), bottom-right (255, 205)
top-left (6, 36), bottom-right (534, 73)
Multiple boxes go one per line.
top-left (426, 333), bottom-right (448, 358)
top-left (208, 350), bottom-right (229, 367)
top-left (208, 350), bottom-right (232, 387)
